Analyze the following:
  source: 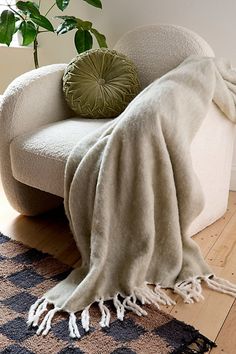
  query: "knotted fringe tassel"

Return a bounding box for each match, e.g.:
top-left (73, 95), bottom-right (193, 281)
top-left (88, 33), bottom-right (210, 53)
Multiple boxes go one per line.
top-left (174, 277), bottom-right (204, 304)
top-left (27, 297), bottom-right (49, 327)
top-left (174, 275), bottom-right (236, 304)
top-left (69, 312), bottom-right (81, 339)
top-left (123, 293), bottom-right (147, 316)
top-left (113, 294), bottom-right (125, 320)
top-left (27, 275), bottom-right (236, 339)
top-left (134, 284), bottom-right (176, 308)
top-left (98, 297), bottom-right (111, 327)
top-left (154, 284), bottom-right (176, 306)
top-left (204, 275), bottom-right (236, 297)
top-left (81, 304), bottom-right (91, 332)
top-left (36, 306), bottom-right (60, 336)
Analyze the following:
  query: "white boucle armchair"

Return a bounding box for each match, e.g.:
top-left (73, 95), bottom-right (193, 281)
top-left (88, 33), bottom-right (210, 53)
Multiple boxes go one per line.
top-left (0, 24), bottom-right (235, 237)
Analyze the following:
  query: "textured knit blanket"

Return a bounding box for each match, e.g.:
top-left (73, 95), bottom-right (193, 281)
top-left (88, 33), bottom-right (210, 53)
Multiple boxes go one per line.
top-left (28, 56), bottom-right (236, 339)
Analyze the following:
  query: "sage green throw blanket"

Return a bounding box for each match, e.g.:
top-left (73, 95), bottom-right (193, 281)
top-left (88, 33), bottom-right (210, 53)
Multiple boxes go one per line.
top-left (28, 56), bottom-right (236, 338)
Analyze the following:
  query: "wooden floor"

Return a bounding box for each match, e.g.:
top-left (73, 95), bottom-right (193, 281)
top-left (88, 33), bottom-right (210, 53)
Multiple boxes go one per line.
top-left (1, 181), bottom-right (236, 354)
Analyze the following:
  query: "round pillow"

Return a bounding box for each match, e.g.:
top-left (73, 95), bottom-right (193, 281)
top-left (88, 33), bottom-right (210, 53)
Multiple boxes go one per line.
top-left (63, 48), bottom-right (141, 118)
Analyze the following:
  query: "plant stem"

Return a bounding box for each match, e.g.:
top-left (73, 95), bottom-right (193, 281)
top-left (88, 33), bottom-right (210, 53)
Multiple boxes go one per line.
top-left (7, 4), bottom-right (25, 21)
top-left (33, 37), bottom-right (39, 69)
top-left (45, 2), bottom-right (56, 17)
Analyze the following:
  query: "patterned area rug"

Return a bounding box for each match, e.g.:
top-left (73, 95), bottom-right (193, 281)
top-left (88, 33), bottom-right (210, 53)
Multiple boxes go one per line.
top-left (0, 232), bottom-right (216, 354)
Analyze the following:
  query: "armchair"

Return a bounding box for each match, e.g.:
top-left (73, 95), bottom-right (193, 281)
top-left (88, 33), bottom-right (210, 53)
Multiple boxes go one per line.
top-left (0, 24), bottom-right (235, 237)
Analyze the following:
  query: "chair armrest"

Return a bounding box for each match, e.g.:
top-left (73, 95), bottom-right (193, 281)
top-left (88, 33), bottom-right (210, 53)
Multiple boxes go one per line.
top-left (0, 64), bottom-right (71, 215)
top-left (0, 63), bottom-right (72, 144)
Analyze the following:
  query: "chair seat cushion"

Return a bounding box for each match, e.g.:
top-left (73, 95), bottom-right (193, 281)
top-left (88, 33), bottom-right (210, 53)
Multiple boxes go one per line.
top-left (10, 118), bottom-right (112, 197)
top-left (10, 105), bottom-right (235, 238)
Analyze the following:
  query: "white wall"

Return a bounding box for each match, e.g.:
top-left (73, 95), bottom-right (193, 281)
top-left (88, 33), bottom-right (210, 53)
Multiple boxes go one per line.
top-left (2, 0), bottom-right (236, 86)
top-left (1, 0), bottom-right (236, 187)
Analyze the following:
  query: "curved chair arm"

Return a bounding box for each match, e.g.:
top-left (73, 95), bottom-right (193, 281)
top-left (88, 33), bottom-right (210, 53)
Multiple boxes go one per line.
top-left (0, 64), bottom-right (72, 215)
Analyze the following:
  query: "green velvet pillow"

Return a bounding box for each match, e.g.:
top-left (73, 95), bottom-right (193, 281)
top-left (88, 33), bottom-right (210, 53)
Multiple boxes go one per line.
top-left (63, 48), bottom-right (141, 118)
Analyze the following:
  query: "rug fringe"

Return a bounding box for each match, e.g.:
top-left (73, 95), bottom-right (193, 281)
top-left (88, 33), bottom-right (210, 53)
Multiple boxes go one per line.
top-left (27, 275), bottom-right (236, 339)
top-left (171, 325), bottom-right (217, 354)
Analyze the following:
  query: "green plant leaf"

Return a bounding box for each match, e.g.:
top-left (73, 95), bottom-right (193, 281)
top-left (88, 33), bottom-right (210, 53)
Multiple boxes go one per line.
top-left (20, 21), bottom-right (37, 45)
top-left (16, 1), bottom-right (40, 16)
top-left (56, 16), bottom-right (92, 34)
top-left (82, 0), bottom-right (102, 9)
top-left (76, 18), bottom-right (92, 30)
top-left (90, 28), bottom-right (107, 48)
top-left (0, 10), bottom-right (16, 46)
top-left (30, 14), bottom-right (54, 32)
top-left (74, 29), bottom-right (93, 53)
top-left (56, 0), bottom-right (70, 11)
top-left (56, 18), bottom-right (77, 35)
top-left (16, 1), bottom-right (54, 32)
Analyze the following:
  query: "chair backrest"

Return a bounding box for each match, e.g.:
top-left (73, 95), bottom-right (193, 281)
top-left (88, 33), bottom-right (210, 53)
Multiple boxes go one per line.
top-left (114, 24), bottom-right (214, 89)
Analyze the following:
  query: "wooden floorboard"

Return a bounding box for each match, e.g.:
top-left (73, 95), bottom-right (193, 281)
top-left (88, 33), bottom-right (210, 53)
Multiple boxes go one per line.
top-left (1, 181), bottom-right (236, 353)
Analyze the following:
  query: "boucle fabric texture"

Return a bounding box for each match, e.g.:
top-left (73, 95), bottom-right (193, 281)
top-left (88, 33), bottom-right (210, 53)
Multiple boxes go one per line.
top-left (114, 24), bottom-right (214, 89)
top-left (63, 49), bottom-right (141, 118)
top-left (0, 64), bottom-right (69, 216)
top-left (28, 56), bottom-right (236, 339)
top-left (0, 232), bottom-right (216, 354)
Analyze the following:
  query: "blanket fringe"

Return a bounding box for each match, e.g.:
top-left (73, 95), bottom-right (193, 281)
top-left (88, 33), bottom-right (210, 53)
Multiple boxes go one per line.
top-left (81, 304), bottom-right (91, 332)
top-left (134, 284), bottom-right (176, 308)
top-left (27, 298), bottom-right (47, 327)
top-left (36, 306), bottom-right (60, 336)
top-left (113, 294), bottom-right (125, 320)
top-left (204, 275), bottom-right (236, 297)
top-left (154, 284), bottom-right (176, 306)
top-left (174, 277), bottom-right (204, 304)
top-left (98, 297), bottom-right (111, 327)
top-left (69, 312), bottom-right (81, 339)
top-left (27, 275), bottom-right (236, 339)
top-left (174, 275), bottom-right (236, 304)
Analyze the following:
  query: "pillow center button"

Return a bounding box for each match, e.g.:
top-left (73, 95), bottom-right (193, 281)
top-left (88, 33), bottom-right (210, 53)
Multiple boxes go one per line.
top-left (98, 78), bottom-right (106, 85)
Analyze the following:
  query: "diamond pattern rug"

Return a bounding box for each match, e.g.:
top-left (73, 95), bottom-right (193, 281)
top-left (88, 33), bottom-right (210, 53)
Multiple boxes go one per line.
top-left (0, 232), bottom-right (216, 354)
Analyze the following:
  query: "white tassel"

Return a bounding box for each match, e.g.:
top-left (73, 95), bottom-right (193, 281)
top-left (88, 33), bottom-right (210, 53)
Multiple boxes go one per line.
top-left (98, 298), bottom-right (111, 327)
top-left (113, 294), bottom-right (125, 321)
top-left (32, 299), bottom-right (49, 327)
top-left (81, 305), bottom-right (91, 332)
top-left (69, 313), bottom-right (81, 339)
top-left (123, 294), bottom-right (147, 316)
top-left (154, 284), bottom-right (176, 306)
top-left (134, 286), bottom-right (166, 309)
top-left (36, 307), bottom-right (59, 336)
top-left (174, 277), bottom-right (204, 304)
top-left (134, 288), bottom-right (150, 305)
top-left (204, 276), bottom-right (236, 297)
top-left (27, 298), bottom-right (45, 326)
top-left (32, 299), bottom-right (48, 327)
